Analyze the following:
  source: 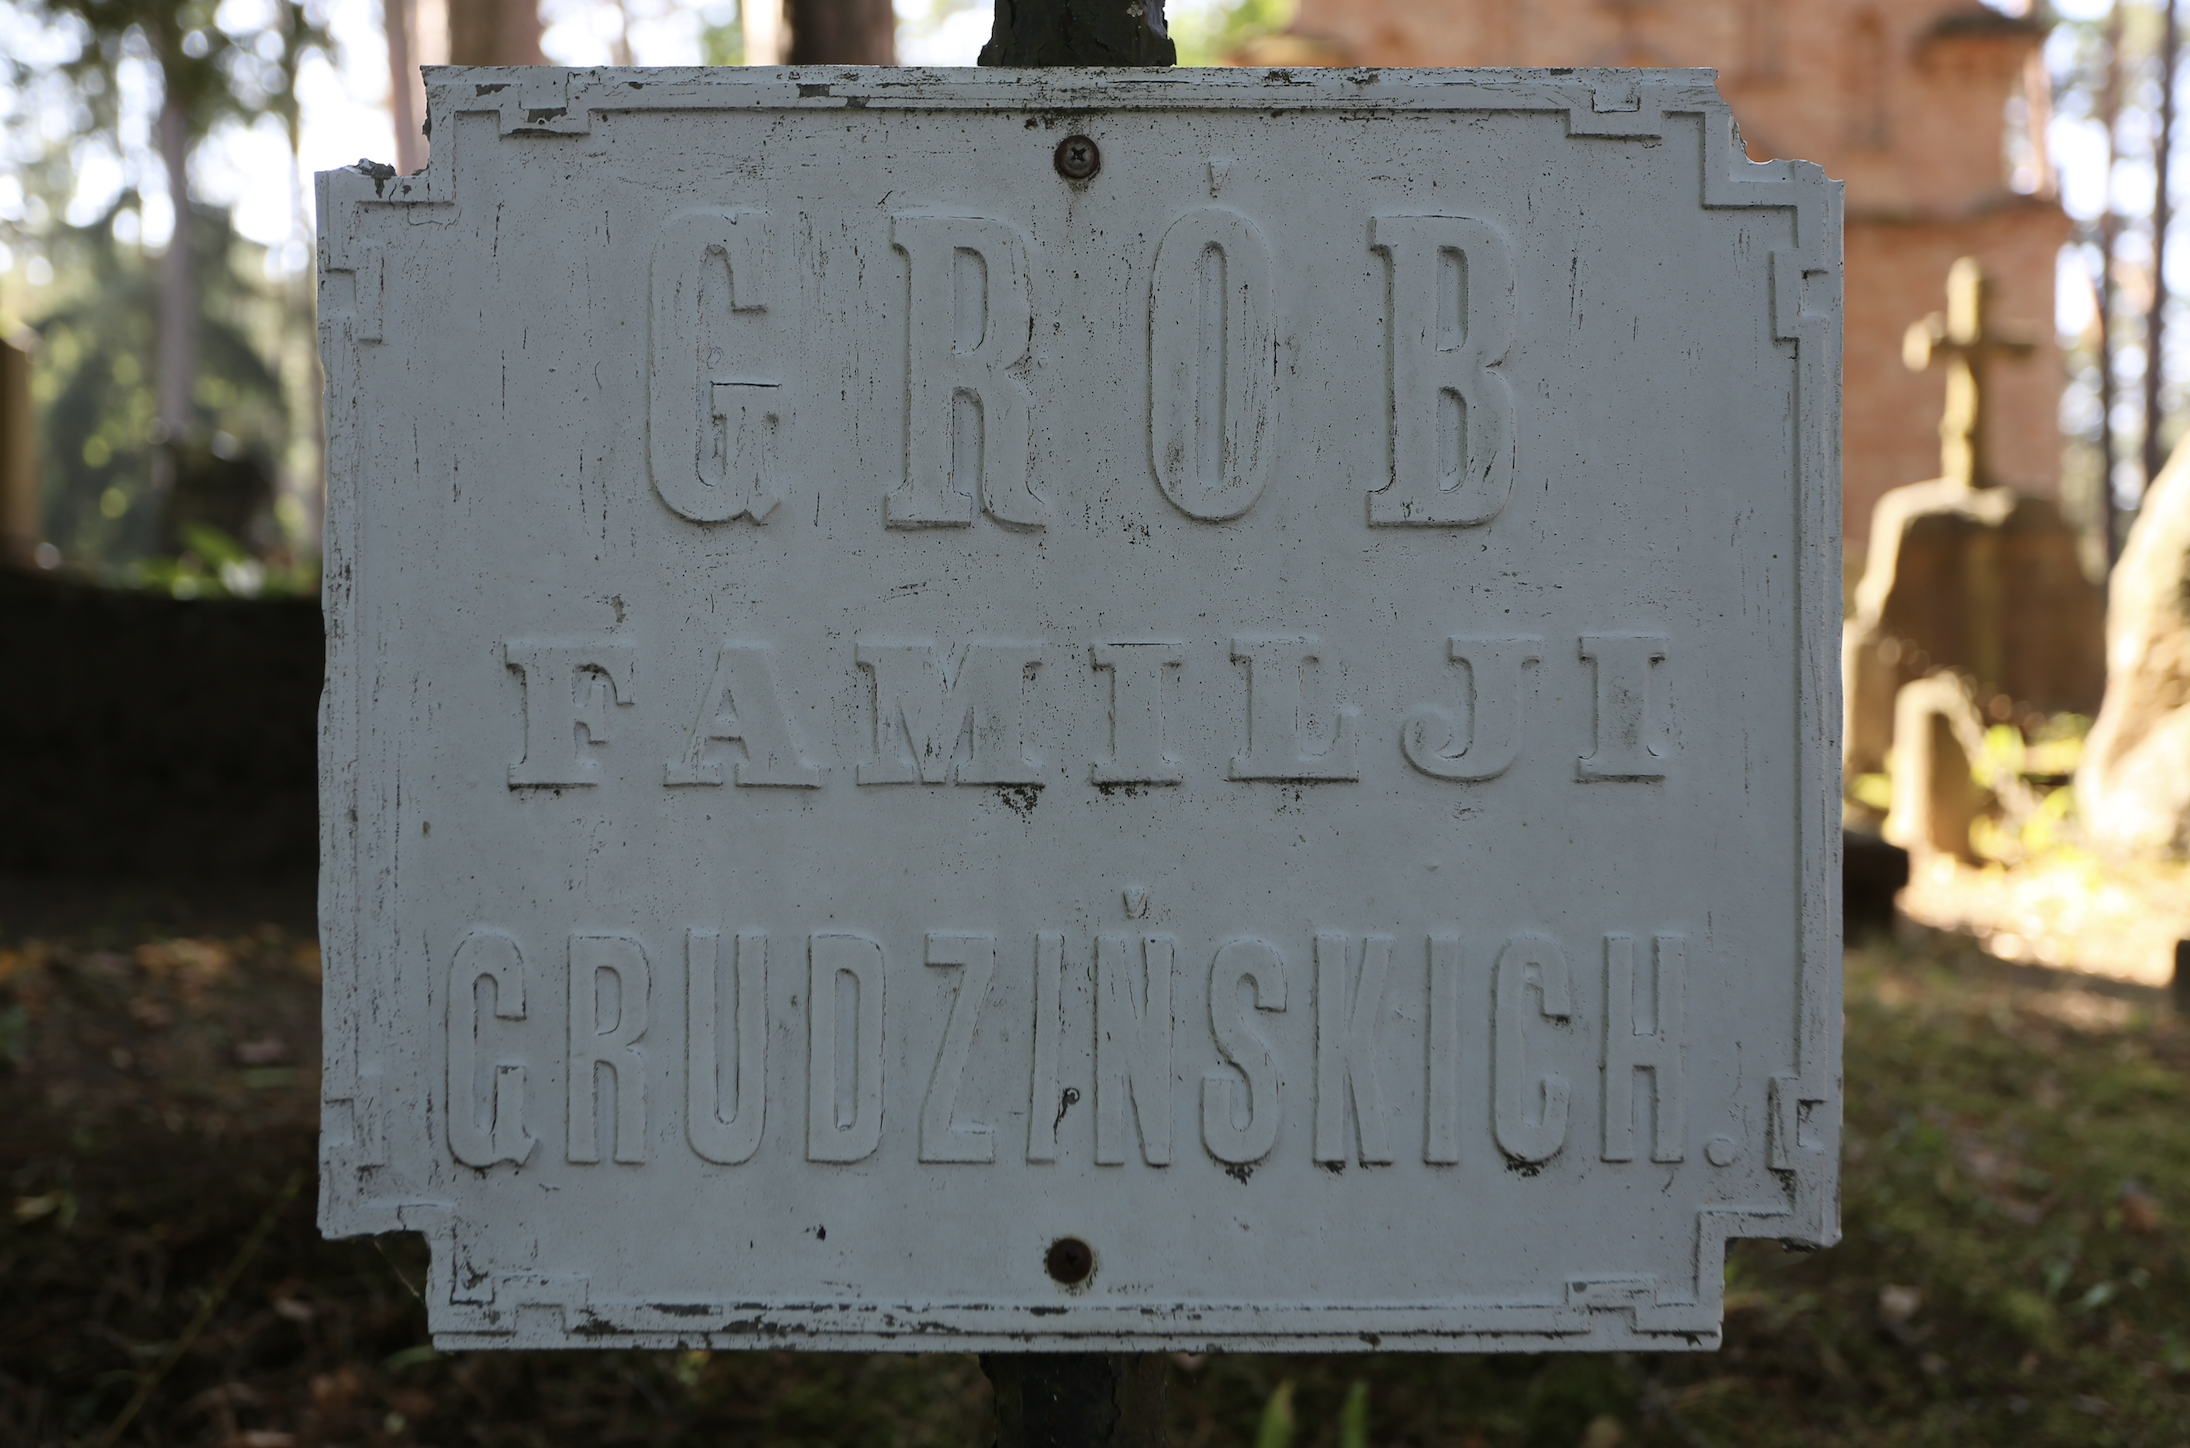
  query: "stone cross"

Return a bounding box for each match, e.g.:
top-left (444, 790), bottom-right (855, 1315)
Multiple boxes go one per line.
top-left (1902, 256), bottom-right (2035, 490)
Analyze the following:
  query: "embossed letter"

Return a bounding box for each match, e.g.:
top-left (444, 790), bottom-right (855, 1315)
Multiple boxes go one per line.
top-left (1314, 934), bottom-right (1394, 1164)
top-left (1425, 934), bottom-right (1462, 1164)
top-left (1602, 933), bottom-right (1686, 1163)
top-left (1492, 934), bottom-right (1571, 1164)
top-left (1149, 207), bottom-right (1277, 521)
top-left (687, 930), bottom-right (766, 1165)
top-left (856, 639), bottom-right (1044, 785)
top-left (666, 643), bottom-right (821, 787)
top-left (1229, 637), bottom-right (1360, 781)
top-left (1028, 931), bottom-right (1065, 1163)
top-left (1096, 932), bottom-right (1175, 1166)
top-left (807, 933), bottom-right (885, 1162)
top-left (1203, 937), bottom-right (1286, 1166)
top-left (648, 209), bottom-right (784, 523)
top-left (447, 928), bottom-right (536, 1168)
top-left (889, 215), bottom-right (1047, 529)
top-left (568, 933), bottom-right (649, 1165)
top-left (505, 641), bottom-right (635, 788)
top-left (1403, 638), bottom-right (1541, 781)
top-left (1091, 642), bottom-right (1185, 785)
top-left (1579, 634), bottom-right (1671, 780)
top-left (1368, 215), bottom-right (1517, 526)
top-left (921, 933), bottom-right (998, 1163)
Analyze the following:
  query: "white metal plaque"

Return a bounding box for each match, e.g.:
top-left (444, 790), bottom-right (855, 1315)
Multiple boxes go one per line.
top-left (317, 65), bottom-right (1842, 1353)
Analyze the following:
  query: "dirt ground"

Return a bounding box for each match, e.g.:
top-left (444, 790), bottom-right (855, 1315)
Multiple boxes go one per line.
top-left (2, 879), bottom-right (2186, 1447)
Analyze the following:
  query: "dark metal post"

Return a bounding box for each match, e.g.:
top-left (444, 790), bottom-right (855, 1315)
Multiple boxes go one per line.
top-left (978, 0), bottom-right (1174, 67)
top-left (982, 1354), bottom-right (1168, 1448)
top-left (973, 2), bottom-right (1172, 1435)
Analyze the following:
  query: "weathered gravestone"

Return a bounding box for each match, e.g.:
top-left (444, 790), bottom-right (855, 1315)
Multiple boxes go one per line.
top-left (1843, 259), bottom-right (2104, 779)
top-left (317, 66), bottom-right (1841, 1354)
top-left (1882, 672), bottom-right (1993, 865)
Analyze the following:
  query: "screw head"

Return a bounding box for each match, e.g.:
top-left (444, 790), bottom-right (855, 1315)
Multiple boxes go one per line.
top-left (1044, 1235), bottom-right (1095, 1285)
top-left (1053, 135), bottom-right (1101, 182)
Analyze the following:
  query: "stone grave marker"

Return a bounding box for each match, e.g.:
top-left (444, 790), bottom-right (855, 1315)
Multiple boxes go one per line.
top-left (317, 65), bottom-right (1841, 1353)
top-left (1843, 259), bottom-right (2104, 780)
top-left (1882, 673), bottom-right (1992, 864)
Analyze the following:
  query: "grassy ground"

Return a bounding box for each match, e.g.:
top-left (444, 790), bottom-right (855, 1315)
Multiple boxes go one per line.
top-left (2, 890), bottom-right (2187, 1447)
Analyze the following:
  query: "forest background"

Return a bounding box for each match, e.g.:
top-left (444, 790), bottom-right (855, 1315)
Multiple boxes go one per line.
top-left (0, 0), bottom-right (2173, 593)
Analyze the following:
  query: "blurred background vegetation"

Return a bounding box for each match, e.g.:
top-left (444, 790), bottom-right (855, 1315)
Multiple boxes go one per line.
top-left (35, 201), bottom-right (311, 592)
top-left (0, 0), bottom-right (1305, 600)
top-left (3, 0), bottom-right (327, 596)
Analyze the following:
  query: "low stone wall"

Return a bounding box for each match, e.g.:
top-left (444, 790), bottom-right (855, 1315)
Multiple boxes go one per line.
top-left (0, 572), bottom-right (321, 878)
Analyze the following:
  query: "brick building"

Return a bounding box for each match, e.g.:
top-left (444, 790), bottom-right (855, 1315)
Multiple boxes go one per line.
top-left (1254, 0), bottom-right (2067, 547)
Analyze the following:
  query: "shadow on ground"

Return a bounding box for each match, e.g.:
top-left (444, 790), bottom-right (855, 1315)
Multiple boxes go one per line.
top-left (2, 876), bottom-right (2186, 1447)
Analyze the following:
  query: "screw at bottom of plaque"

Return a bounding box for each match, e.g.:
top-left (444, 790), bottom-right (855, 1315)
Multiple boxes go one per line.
top-left (1044, 1235), bottom-right (1095, 1286)
top-left (1054, 135), bottom-right (1101, 182)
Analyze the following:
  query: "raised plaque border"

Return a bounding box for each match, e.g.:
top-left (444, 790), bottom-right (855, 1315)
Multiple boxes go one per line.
top-left (316, 66), bottom-right (1843, 1352)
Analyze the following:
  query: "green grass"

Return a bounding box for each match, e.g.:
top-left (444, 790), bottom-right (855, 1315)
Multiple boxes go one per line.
top-left (2, 914), bottom-right (2185, 1446)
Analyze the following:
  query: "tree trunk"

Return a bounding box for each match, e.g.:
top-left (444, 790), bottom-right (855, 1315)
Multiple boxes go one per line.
top-left (448, 0), bottom-right (543, 67)
top-left (974, 0), bottom-right (1171, 1427)
top-left (155, 86), bottom-right (195, 520)
top-left (785, 0), bottom-right (895, 64)
top-left (608, 0), bottom-right (633, 66)
top-left (745, 0), bottom-right (785, 64)
top-left (2100, 1), bottom-right (2124, 564)
top-left (384, 0), bottom-right (426, 174)
top-left (2146, 0), bottom-right (2179, 495)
